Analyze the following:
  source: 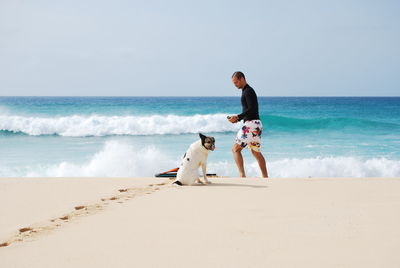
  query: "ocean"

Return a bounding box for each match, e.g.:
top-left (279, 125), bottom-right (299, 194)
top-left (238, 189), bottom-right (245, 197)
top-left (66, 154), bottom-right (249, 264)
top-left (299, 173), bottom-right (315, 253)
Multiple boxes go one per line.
top-left (0, 96), bottom-right (399, 178)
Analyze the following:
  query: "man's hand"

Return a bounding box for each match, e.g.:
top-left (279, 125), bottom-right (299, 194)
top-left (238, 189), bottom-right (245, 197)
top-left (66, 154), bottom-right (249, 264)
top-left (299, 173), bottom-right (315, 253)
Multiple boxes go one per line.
top-left (228, 115), bottom-right (239, 123)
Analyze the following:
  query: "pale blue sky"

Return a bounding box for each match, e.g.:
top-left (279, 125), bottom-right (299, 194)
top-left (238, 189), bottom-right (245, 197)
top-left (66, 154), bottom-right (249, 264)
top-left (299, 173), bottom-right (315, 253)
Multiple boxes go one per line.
top-left (0, 0), bottom-right (399, 96)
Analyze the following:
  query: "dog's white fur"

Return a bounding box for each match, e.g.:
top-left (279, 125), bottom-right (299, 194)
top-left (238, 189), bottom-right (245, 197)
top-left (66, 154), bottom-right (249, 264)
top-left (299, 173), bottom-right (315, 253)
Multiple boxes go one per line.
top-left (175, 140), bottom-right (210, 185)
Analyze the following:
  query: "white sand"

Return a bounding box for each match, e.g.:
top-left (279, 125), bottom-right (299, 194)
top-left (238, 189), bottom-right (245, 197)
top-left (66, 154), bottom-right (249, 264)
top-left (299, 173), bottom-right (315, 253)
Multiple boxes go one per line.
top-left (0, 177), bottom-right (400, 267)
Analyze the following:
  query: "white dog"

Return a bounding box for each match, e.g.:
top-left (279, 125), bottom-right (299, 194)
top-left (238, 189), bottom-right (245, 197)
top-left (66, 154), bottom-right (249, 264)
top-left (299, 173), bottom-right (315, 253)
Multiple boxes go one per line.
top-left (173, 133), bottom-right (215, 186)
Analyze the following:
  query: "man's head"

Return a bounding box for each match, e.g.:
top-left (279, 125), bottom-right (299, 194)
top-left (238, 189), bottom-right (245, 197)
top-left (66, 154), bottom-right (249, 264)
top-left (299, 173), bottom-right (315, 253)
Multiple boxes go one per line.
top-left (232, 71), bottom-right (247, 89)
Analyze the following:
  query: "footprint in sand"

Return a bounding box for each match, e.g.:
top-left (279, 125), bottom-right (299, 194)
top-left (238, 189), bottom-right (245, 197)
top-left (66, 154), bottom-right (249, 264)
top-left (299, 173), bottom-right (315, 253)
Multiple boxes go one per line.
top-left (2, 185), bottom-right (167, 249)
top-left (0, 242), bottom-right (9, 247)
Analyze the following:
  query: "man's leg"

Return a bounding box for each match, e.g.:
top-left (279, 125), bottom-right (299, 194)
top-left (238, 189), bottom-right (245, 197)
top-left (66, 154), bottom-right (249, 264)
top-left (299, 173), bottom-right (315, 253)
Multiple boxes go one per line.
top-left (232, 143), bottom-right (246, 177)
top-left (251, 149), bottom-right (268, 178)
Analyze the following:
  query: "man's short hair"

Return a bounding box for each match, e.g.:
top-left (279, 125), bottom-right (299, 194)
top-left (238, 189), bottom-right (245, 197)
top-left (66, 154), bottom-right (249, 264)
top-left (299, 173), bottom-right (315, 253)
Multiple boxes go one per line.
top-left (232, 71), bottom-right (245, 80)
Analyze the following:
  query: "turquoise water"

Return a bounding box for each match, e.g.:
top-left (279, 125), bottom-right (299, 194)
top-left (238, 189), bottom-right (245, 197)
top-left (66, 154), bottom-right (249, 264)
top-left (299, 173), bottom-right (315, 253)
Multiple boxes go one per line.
top-left (0, 97), bottom-right (399, 177)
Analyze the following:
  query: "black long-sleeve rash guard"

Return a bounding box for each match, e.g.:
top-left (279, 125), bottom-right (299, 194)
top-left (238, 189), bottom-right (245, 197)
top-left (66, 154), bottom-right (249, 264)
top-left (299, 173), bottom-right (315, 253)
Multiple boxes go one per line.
top-left (237, 84), bottom-right (260, 122)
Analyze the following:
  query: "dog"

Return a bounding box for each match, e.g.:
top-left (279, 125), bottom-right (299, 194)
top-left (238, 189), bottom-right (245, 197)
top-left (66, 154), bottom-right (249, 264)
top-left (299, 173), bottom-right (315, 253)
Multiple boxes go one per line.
top-left (173, 133), bottom-right (215, 186)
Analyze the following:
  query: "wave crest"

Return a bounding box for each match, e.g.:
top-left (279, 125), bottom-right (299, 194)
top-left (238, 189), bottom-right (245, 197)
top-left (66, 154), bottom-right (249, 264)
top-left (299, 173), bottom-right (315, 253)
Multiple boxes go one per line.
top-left (0, 114), bottom-right (239, 136)
top-left (1, 112), bottom-right (397, 136)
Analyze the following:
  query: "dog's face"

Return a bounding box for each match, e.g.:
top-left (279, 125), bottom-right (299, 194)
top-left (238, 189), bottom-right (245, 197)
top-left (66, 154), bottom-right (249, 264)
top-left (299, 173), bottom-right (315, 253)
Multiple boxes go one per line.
top-left (199, 133), bottom-right (215, 151)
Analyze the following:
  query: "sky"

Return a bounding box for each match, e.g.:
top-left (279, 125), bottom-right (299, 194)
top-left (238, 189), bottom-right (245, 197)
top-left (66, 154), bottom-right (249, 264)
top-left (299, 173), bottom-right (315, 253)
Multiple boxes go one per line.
top-left (0, 0), bottom-right (399, 96)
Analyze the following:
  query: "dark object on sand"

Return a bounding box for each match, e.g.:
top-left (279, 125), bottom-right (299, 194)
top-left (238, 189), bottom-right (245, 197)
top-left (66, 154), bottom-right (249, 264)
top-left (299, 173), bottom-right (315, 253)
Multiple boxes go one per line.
top-left (155, 167), bottom-right (216, 178)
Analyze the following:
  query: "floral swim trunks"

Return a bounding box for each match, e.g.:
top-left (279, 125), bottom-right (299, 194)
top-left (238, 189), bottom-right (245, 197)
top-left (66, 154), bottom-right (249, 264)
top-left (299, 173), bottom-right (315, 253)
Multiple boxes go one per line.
top-left (235, 119), bottom-right (263, 152)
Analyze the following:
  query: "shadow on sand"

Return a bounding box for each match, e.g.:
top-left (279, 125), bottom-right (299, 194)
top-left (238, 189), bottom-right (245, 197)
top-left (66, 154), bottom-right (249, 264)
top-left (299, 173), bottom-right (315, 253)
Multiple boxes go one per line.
top-left (196, 182), bottom-right (268, 189)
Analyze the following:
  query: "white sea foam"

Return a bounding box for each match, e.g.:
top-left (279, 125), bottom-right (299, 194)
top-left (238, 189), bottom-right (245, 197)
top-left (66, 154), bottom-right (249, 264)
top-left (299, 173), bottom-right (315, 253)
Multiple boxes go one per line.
top-left (0, 114), bottom-right (239, 136)
top-left (1, 141), bottom-right (399, 178)
top-left (1, 140), bottom-right (178, 177)
top-left (209, 156), bottom-right (400, 178)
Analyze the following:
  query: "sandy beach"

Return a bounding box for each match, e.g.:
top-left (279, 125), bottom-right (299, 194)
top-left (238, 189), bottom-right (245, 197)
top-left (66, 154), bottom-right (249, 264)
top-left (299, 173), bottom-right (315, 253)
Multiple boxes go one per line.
top-left (0, 177), bottom-right (399, 267)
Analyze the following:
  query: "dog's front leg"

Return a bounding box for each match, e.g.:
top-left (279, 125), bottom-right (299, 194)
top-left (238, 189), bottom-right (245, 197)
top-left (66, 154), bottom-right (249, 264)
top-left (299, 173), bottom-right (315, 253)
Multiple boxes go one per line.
top-left (201, 163), bottom-right (210, 184)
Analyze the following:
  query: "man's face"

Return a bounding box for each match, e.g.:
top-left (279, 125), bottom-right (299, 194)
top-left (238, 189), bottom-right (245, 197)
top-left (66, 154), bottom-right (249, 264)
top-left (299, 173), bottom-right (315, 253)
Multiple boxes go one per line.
top-left (232, 76), bottom-right (245, 89)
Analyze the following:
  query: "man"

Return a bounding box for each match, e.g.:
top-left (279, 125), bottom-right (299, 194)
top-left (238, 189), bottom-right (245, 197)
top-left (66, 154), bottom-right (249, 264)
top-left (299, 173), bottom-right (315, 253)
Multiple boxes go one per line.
top-left (228, 71), bottom-right (268, 178)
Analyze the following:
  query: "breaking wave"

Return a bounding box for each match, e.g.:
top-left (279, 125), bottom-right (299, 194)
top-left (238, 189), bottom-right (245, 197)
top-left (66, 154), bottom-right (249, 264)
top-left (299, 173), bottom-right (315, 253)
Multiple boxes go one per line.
top-left (1, 112), bottom-right (398, 137)
top-left (0, 114), bottom-right (239, 136)
top-left (1, 141), bottom-right (399, 178)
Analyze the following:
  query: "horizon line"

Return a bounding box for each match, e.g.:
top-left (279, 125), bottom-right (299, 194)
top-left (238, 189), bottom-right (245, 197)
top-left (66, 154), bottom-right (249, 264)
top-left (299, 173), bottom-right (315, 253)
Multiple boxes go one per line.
top-left (0, 95), bottom-right (399, 98)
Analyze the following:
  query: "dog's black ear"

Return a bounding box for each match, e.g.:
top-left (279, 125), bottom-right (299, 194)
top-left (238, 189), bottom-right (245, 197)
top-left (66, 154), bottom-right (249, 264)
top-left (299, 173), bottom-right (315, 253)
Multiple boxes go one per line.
top-left (199, 133), bottom-right (206, 141)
